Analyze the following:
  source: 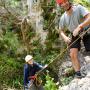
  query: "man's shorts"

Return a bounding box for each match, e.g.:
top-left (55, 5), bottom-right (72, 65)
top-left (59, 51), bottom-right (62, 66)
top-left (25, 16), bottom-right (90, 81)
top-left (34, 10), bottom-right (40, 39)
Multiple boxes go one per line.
top-left (69, 33), bottom-right (90, 51)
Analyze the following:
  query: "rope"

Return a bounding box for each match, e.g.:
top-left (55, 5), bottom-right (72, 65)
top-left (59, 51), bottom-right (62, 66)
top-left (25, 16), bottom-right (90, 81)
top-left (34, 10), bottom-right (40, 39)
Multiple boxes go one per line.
top-left (28, 2), bottom-right (57, 88)
top-left (35, 76), bottom-right (42, 87)
top-left (28, 27), bottom-right (90, 89)
top-left (37, 27), bottom-right (90, 75)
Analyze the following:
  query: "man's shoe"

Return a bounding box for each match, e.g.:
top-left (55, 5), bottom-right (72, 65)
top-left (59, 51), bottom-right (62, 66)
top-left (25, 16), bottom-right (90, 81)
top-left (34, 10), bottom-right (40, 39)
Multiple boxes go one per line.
top-left (74, 74), bottom-right (85, 79)
top-left (24, 85), bottom-right (28, 90)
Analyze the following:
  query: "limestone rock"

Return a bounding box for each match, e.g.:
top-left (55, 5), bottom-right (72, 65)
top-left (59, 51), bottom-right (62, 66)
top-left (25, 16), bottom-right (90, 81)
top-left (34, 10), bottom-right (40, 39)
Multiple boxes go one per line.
top-left (59, 52), bottom-right (90, 90)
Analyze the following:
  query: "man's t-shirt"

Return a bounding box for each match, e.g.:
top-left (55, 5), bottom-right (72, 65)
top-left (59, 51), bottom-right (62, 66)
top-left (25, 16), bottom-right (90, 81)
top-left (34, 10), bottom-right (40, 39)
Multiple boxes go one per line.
top-left (24, 62), bottom-right (42, 86)
top-left (28, 62), bottom-right (42, 76)
top-left (59, 4), bottom-right (90, 32)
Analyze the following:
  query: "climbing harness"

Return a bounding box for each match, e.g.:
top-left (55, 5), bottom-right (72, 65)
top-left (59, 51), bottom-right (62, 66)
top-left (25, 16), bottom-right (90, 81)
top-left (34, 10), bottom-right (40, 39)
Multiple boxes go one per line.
top-left (28, 75), bottom-right (42, 89)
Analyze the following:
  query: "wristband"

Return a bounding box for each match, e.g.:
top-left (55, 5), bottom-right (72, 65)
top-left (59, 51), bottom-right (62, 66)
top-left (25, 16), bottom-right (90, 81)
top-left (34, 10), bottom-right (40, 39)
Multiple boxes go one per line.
top-left (79, 25), bottom-right (83, 30)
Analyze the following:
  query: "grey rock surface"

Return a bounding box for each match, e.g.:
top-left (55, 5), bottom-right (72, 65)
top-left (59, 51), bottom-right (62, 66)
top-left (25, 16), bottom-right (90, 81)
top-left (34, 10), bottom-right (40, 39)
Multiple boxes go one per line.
top-left (59, 52), bottom-right (90, 90)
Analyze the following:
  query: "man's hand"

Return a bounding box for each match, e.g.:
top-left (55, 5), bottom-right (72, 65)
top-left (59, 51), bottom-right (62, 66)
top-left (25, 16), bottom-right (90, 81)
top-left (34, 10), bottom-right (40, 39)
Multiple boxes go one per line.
top-left (64, 37), bottom-right (71, 44)
top-left (43, 64), bottom-right (48, 69)
top-left (60, 30), bottom-right (71, 44)
top-left (73, 25), bottom-right (82, 37)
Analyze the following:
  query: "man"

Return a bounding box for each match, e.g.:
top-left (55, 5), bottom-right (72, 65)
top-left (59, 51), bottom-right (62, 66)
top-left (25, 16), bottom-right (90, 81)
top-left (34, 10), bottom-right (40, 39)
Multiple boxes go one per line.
top-left (24, 55), bottom-right (46, 90)
top-left (56, 0), bottom-right (90, 78)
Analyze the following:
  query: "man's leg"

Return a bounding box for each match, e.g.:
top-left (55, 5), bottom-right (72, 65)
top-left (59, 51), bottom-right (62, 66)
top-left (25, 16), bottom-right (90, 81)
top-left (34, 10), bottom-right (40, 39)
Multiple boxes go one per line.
top-left (24, 64), bottom-right (29, 90)
top-left (37, 85), bottom-right (44, 90)
top-left (69, 35), bottom-right (83, 78)
top-left (24, 87), bottom-right (29, 90)
top-left (28, 83), bottom-right (37, 90)
top-left (70, 48), bottom-right (80, 72)
top-left (70, 48), bottom-right (84, 78)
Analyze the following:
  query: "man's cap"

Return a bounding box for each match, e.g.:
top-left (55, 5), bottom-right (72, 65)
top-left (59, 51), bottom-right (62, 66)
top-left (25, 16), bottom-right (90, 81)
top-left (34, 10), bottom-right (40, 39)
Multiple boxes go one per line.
top-left (25, 55), bottom-right (33, 62)
top-left (56, 0), bottom-right (65, 5)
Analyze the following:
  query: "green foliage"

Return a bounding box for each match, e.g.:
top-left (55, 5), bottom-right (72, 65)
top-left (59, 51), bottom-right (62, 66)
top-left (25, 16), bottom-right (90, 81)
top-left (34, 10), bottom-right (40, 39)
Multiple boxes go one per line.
top-left (3, 31), bottom-right (20, 51)
top-left (44, 73), bottom-right (58, 90)
top-left (0, 26), bottom-right (23, 89)
top-left (6, 0), bottom-right (21, 8)
top-left (0, 53), bottom-right (23, 88)
top-left (42, 0), bottom-right (60, 52)
top-left (0, 32), bottom-right (20, 56)
top-left (43, 51), bottom-right (58, 64)
top-left (73, 0), bottom-right (90, 10)
top-left (33, 46), bottom-right (59, 64)
top-left (50, 0), bottom-right (55, 5)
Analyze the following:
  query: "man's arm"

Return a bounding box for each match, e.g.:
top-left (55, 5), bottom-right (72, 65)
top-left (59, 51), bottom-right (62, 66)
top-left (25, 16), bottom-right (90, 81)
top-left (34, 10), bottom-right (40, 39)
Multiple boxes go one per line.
top-left (35, 62), bottom-right (48, 72)
top-left (73, 13), bottom-right (90, 36)
top-left (35, 62), bottom-right (43, 71)
top-left (73, 5), bottom-right (90, 37)
top-left (79, 13), bottom-right (90, 28)
top-left (79, 4), bottom-right (90, 28)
